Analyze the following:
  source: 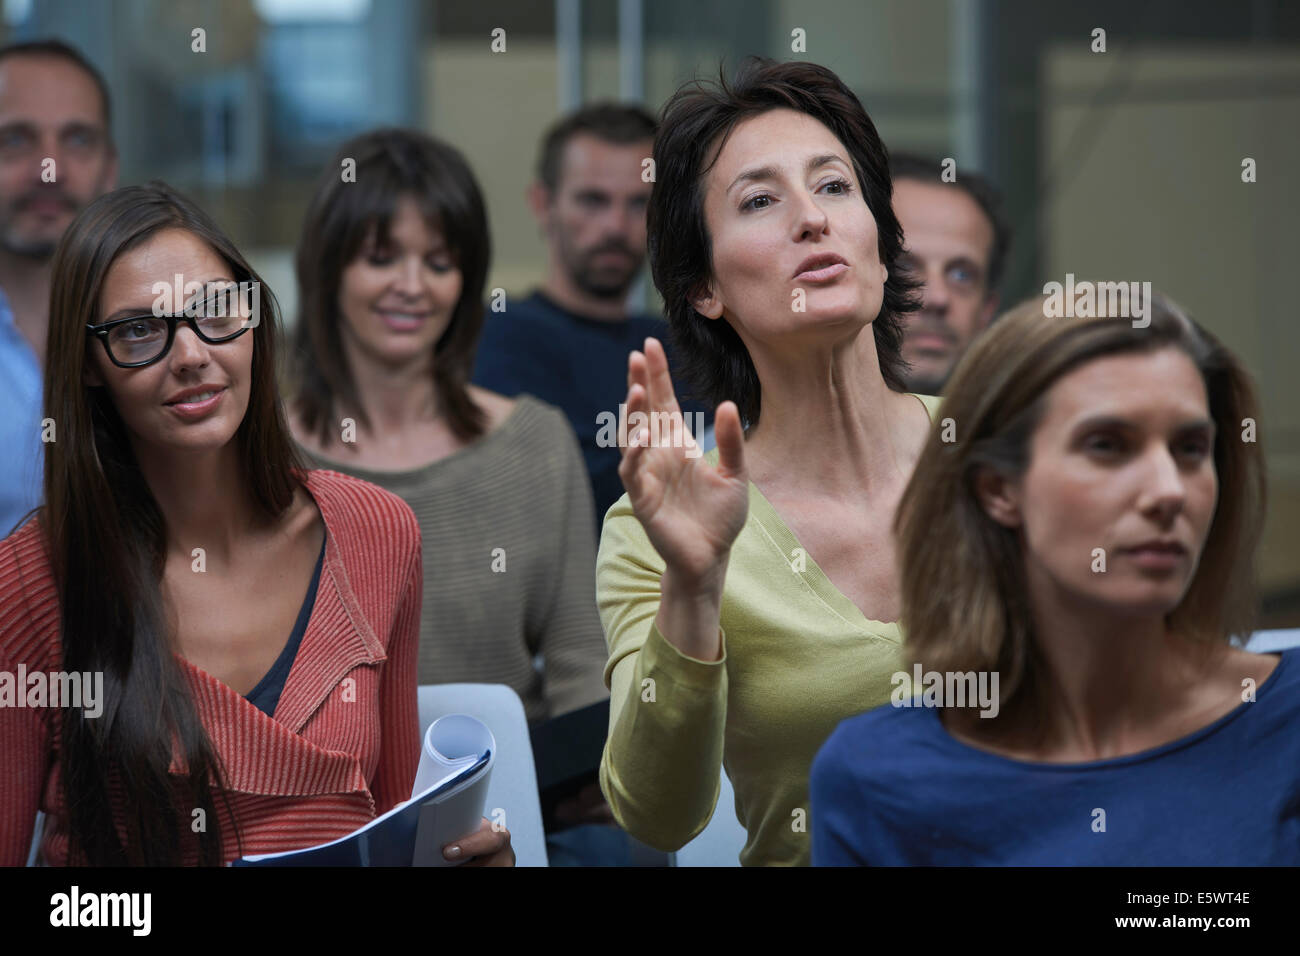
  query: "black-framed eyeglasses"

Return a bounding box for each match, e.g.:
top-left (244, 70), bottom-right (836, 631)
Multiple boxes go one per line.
top-left (86, 286), bottom-right (257, 369)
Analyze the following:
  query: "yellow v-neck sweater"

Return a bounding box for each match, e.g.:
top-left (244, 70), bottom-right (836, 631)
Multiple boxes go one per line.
top-left (596, 393), bottom-right (944, 866)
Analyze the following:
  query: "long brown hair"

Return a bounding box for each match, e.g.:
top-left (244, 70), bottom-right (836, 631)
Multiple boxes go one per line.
top-left (291, 127), bottom-right (490, 450)
top-left (895, 294), bottom-right (1266, 739)
top-left (42, 181), bottom-right (304, 864)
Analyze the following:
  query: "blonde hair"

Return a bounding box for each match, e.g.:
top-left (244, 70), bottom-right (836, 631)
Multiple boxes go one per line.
top-left (894, 293), bottom-right (1266, 737)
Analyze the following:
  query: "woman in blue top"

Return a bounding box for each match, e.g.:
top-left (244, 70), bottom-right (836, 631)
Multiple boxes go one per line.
top-left (811, 293), bottom-right (1298, 865)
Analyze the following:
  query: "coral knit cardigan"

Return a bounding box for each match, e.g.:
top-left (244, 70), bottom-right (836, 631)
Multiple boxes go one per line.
top-left (0, 469), bottom-right (422, 865)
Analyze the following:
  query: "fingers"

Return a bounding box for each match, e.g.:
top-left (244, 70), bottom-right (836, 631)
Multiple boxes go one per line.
top-left (642, 337), bottom-right (682, 416)
top-left (616, 415), bottom-right (651, 500)
top-left (713, 401), bottom-right (746, 480)
top-left (619, 349), bottom-right (650, 465)
top-left (617, 381), bottom-right (649, 462)
top-left (627, 346), bottom-right (645, 392)
top-left (625, 338), bottom-right (689, 440)
top-left (443, 817), bottom-right (511, 863)
top-left (617, 355), bottom-right (653, 501)
top-left (618, 337), bottom-right (703, 505)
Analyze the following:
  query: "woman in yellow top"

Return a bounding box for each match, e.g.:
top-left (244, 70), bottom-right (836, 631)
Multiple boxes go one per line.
top-left (596, 56), bottom-right (942, 865)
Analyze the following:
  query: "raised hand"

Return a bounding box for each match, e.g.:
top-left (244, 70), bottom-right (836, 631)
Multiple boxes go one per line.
top-left (618, 337), bottom-right (749, 593)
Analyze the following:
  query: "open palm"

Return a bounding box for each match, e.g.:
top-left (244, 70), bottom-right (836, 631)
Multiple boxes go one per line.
top-left (617, 338), bottom-right (749, 581)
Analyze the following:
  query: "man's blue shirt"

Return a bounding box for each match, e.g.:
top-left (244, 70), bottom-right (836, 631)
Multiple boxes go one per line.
top-left (472, 289), bottom-right (714, 532)
top-left (0, 286), bottom-right (43, 538)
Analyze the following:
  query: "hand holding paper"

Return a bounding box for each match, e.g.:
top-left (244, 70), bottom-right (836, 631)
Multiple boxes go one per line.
top-left (412, 714), bottom-right (496, 866)
top-left (233, 713), bottom-right (497, 867)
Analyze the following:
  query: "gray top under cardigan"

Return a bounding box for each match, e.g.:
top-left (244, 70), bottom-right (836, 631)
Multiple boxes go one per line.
top-left (297, 394), bottom-right (610, 723)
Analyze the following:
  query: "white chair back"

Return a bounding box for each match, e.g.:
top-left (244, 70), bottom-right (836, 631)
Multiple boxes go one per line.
top-left (418, 683), bottom-right (548, 867)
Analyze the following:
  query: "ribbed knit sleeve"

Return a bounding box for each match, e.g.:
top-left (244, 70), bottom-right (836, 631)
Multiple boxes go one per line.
top-left (0, 518), bottom-right (56, 867)
top-left (596, 497), bottom-right (728, 851)
top-left (371, 512), bottom-right (422, 814)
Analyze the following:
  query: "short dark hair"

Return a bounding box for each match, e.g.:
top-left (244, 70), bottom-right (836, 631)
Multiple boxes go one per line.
top-left (0, 38), bottom-right (113, 133)
top-left (536, 101), bottom-right (657, 193)
top-left (292, 128), bottom-right (491, 447)
top-left (648, 57), bottom-right (920, 427)
top-left (889, 152), bottom-right (1010, 292)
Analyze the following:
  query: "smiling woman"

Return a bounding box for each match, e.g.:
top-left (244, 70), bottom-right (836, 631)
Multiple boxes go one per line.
top-left (288, 129), bottom-right (609, 730)
top-left (82, 228), bottom-right (257, 446)
top-left (0, 181), bottom-right (512, 867)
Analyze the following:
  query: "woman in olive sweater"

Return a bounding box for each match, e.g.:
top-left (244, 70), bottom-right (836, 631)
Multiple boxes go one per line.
top-left (597, 57), bottom-right (940, 865)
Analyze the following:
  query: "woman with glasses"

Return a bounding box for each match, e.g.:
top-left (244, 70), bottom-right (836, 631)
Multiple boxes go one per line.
top-left (0, 181), bottom-right (513, 866)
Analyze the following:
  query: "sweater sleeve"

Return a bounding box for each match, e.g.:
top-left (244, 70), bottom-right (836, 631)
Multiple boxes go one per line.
top-left (595, 498), bottom-right (729, 851)
top-left (371, 524), bottom-right (422, 814)
top-left (536, 409), bottom-right (611, 717)
top-left (0, 531), bottom-right (53, 866)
